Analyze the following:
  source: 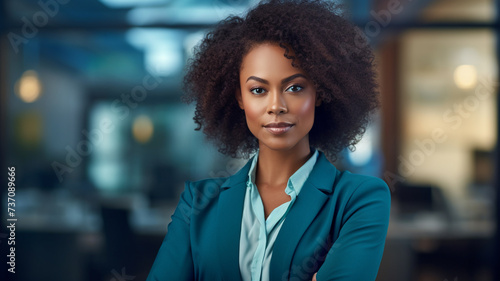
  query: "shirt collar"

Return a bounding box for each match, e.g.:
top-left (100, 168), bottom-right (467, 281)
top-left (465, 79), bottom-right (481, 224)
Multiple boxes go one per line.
top-left (246, 147), bottom-right (319, 196)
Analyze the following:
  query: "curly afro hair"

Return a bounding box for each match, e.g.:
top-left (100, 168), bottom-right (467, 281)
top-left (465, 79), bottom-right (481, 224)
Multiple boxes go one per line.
top-left (182, 0), bottom-right (379, 160)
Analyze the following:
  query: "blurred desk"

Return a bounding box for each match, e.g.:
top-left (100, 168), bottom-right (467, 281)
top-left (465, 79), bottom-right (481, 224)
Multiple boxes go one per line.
top-left (7, 188), bottom-right (176, 281)
top-left (388, 216), bottom-right (495, 239)
top-left (9, 187), bottom-right (176, 235)
top-left (379, 216), bottom-right (496, 281)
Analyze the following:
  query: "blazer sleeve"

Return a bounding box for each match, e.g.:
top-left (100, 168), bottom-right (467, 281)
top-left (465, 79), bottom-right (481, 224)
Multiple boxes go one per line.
top-left (315, 178), bottom-right (391, 281)
top-left (146, 181), bottom-right (195, 281)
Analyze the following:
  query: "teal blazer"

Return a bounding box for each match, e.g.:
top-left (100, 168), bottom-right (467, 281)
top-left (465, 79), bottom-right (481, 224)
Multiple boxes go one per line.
top-left (147, 151), bottom-right (391, 281)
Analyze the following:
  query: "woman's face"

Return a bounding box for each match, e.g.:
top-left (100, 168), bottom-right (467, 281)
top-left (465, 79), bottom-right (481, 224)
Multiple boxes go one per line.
top-left (236, 43), bottom-right (321, 152)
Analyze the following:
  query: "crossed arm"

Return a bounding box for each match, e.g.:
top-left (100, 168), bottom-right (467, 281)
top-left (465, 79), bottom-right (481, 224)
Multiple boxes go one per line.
top-left (313, 179), bottom-right (391, 281)
top-left (147, 178), bottom-right (391, 281)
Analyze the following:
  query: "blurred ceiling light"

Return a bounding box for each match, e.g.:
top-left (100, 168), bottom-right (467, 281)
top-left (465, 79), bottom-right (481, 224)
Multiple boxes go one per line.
top-left (132, 115), bottom-right (154, 143)
top-left (347, 128), bottom-right (373, 167)
top-left (126, 28), bottom-right (184, 76)
top-left (127, 6), bottom-right (247, 25)
top-left (184, 31), bottom-right (207, 59)
top-left (99, 0), bottom-right (170, 8)
top-left (15, 70), bottom-right (42, 103)
top-left (145, 45), bottom-right (183, 76)
top-left (453, 64), bottom-right (478, 89)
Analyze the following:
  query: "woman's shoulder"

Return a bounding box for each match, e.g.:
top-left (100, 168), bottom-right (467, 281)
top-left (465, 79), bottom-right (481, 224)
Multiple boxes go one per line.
top-left (182, 173), bottom-right (246, 195)
top-left (336, 170), bottom-right (389, 188)
top-left (332, 170), bottom-right (391, 203)
top-left (184, 158), bottom-right (252, 194)
top-left (184, 177), bottom-right (230, 193)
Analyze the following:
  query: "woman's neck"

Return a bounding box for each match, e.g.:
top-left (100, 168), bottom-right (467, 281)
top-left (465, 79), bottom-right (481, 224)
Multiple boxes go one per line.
top-left (255, 141), bottom-right (312, 188)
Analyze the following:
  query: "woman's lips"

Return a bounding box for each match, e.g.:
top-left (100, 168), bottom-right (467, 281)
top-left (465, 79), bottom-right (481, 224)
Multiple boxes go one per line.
top-left (263, 122), bottom-right (294, 135)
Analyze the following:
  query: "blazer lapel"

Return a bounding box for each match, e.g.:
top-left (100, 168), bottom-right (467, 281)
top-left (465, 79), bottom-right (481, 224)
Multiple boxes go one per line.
top-left (216, 159), bottom-right (252, 281)
top-left (270, 152), bottom-right (338, 280)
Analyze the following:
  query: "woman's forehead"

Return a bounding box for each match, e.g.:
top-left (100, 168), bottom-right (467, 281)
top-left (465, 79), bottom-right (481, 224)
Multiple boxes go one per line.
top-left (240, 43), bottom-right (304, 76)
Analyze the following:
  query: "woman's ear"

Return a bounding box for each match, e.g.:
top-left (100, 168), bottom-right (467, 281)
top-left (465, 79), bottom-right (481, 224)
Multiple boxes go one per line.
top-left (236, 89), bottom-right (244, 110)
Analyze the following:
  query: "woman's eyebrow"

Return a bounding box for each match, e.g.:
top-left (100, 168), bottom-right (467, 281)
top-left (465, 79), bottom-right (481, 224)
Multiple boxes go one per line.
top-left (245, 73), bottom-right (307, 84)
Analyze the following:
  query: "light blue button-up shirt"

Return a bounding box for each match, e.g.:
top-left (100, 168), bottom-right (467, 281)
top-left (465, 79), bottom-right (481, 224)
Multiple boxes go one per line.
top-left (239, 148), bottom-right (319, 281)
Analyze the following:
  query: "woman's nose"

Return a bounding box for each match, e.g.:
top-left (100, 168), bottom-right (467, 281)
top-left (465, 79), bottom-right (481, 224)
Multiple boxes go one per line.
top-left (267, 91), bottom-right (288, 115)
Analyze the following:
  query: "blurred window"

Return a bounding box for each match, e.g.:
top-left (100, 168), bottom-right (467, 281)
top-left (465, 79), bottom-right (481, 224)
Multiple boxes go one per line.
top-left (398, 28), bottom-right (497, 220)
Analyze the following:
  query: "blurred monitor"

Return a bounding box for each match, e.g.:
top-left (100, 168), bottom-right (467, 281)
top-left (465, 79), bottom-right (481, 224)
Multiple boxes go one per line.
top-left (395, 183), bottom-right (450, 219)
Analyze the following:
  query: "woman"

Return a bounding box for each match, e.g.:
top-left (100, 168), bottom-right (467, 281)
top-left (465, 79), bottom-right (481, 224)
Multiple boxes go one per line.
top-left (147, 1), bottom-right (390, 280)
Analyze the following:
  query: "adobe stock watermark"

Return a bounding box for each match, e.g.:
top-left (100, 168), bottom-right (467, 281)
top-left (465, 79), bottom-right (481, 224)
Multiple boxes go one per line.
top-left (341, 0), bottom-right (411, 62)
top-left (51, 74), bottom-right (163, 182)
top-left (176, 157), bottom-right (243, 224)
top-left (8, 0), bottom-right (71, 54)
top-left (383, 76), bottom-right (498, 189)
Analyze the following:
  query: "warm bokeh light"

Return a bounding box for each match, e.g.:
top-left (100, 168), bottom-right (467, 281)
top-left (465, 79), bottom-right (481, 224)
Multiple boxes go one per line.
top-left (453, 64), bottom-right (478, 89)
top-left (132, 115), bottom-right (154, 143)
top-left (15, 70), bottom-right (42, 103)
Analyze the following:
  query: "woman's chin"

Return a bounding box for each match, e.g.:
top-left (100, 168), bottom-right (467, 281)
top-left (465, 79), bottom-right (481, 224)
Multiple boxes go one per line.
top-left (257, 139), bottom-right (308, 153)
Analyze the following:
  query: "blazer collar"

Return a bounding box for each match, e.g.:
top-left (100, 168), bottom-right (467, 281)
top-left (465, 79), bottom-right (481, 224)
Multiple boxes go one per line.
top-left (220, 151), bottom-right (337, 193)
top-left (216, 151), bottom-right (338, 281)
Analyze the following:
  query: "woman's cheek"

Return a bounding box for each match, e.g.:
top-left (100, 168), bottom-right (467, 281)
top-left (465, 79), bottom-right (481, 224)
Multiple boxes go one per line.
top-left (294, 96), bottom-right (316, 123)
top-left (243, 102), bottom-right (263, 133)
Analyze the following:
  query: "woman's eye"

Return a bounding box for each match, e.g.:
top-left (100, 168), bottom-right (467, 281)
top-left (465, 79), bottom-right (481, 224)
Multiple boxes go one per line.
top-left (250, 88), bottom-right (266, 95)
top-left (286, 85), bottom-right (303, 92)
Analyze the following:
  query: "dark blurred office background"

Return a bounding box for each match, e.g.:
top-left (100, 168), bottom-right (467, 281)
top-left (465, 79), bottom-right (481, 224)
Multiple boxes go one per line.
top-left (0, 0), bottom-right (499, 280)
